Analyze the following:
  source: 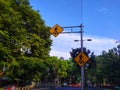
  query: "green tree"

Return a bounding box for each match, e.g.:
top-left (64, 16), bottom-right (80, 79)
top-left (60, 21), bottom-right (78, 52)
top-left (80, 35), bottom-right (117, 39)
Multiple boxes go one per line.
top-left (102, 45), bottom-right (120, 85)
top-left (66, 58), bottom-right (81, 84)
top-left (92, 44), bottom-right (120, 86)
top-left (0, 0), bottom-right (52, 86)
top-left (43, 56), bottom-right (68, 84)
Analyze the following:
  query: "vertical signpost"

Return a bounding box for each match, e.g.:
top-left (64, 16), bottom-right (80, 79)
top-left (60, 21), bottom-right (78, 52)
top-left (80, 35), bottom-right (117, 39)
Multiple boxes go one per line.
top-left (80, 24), bottom-right (85, 90)
top-left (50, 0), bottom-right (86, 89)
top-left (50, 24), bottom-right (89, 90)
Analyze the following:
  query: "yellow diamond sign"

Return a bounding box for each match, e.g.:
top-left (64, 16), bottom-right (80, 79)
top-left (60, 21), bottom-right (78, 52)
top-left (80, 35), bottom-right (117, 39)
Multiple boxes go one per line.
top-left (74, 52), bottom-right (89, 67)
top-left (50, 24), bottom-right (63, 37)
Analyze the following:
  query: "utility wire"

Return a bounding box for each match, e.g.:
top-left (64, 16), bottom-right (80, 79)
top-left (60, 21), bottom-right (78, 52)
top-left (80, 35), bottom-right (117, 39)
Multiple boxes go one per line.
top-left (81, 0), bottom-right (83, 24)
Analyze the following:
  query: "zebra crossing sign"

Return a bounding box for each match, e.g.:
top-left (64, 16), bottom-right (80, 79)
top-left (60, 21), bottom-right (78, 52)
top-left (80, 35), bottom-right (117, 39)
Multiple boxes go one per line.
top-left (74, 52), bottom-right (89, 67)
top-left (50, 24), bottom-right (63, 37)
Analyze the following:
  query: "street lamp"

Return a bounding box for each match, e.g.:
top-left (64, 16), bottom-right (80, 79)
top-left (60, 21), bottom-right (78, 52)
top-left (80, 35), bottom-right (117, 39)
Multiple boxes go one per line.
top-left (74, 39), bottom-right (92, 42)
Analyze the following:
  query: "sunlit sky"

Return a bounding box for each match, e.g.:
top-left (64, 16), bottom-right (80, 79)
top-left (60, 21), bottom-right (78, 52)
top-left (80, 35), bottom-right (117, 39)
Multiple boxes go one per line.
top-left (30, 0), bottom-right (120, 59)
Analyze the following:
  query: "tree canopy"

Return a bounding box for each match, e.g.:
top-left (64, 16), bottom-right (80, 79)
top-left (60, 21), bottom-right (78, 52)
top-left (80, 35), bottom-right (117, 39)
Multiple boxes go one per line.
top-left (0, 0), bottom-right (52, 86)
top-left (95, 45), bottom-right (120, 86)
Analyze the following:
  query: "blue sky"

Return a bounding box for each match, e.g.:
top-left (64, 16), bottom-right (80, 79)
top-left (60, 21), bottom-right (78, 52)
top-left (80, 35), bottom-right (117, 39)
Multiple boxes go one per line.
top-left (30, 0), bottom-right (120, 59)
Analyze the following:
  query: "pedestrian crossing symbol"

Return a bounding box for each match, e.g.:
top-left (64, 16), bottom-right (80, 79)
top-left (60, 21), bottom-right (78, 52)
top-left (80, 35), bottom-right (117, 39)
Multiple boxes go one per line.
top-left (50, 24), bottom-right (63, 37)
top-left (74, 52), bottom-right (89, 67)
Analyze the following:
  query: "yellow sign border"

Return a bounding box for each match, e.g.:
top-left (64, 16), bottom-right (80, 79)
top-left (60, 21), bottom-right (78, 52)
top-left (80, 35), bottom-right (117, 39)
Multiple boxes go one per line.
top-left (50, 24), bottom-right (63, 37)
top-left (74, 52), bottom-right (89, 67)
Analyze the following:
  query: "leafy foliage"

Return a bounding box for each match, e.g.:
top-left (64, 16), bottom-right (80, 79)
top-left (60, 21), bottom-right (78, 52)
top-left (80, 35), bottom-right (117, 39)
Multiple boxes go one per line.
top-left (43, 57), bottom-right (68, 82)
top-left (0, 0), bottom-right (52, 86)
top-left (88, 44), bottom-right (120, 86)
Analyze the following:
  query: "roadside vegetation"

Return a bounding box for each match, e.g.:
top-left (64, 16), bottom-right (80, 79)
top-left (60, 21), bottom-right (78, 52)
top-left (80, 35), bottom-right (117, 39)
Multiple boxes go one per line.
top-left (0, 0), bottom-right (120, 89)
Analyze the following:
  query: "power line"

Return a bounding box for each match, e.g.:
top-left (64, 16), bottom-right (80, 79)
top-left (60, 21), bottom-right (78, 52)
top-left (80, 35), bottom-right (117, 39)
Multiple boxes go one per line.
top-left (81, 0), bottom-right (83, 24)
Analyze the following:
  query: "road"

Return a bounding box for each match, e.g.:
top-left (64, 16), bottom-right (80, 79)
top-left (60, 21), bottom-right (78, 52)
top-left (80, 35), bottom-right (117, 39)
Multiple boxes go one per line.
top-left (52, 86), bottom-right (104, 90)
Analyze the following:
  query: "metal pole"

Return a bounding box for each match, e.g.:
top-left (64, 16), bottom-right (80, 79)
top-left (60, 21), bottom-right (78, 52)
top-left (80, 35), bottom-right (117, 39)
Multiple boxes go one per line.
top-left (80, 24), bottom-right (85, 90)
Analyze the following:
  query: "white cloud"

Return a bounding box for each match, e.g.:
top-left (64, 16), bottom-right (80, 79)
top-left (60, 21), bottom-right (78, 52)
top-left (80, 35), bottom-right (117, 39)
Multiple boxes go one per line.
top-left (83, 35), bottom-right (117, 55)
top-left (49, 34), bottom-right (118, 59)
top-left (50, 50), bottom-right (70, 59)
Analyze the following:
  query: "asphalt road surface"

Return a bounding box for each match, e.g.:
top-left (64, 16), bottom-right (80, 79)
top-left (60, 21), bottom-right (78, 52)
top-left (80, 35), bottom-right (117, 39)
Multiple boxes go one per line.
top-left (52, 87), bottom-right (104, 90)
